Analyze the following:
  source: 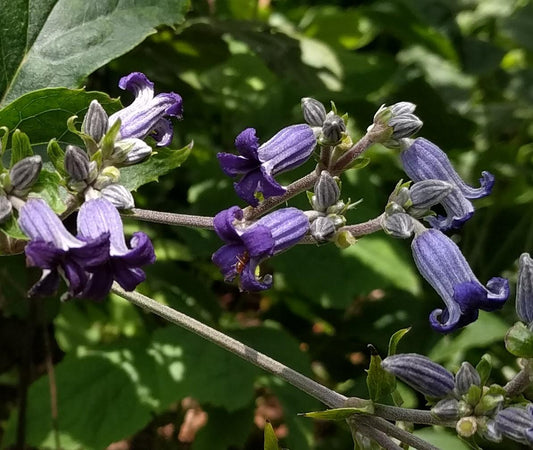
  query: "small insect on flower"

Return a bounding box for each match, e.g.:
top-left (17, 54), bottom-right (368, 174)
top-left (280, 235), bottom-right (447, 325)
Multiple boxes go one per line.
top-left (235, 252), bottom-right (250, 274)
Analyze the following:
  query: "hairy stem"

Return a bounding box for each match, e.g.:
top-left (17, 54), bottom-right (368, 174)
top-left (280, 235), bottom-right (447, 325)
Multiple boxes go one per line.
top-left (340, 214), bottom-right (385, 238)
top-left (349, 417), bottom-right (403, 450)
top-left (124, 208), bottom-right (214, 229)
top-left (112, 285), bottom-right (347, 409)
top-left (372, 403), bottom-right (454, 427)
top-left (504, 360), bottom-right (532, 397)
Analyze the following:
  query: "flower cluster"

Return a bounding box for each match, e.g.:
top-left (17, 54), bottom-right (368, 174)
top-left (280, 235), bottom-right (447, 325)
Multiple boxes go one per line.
top-left (19, 197), bottom-right (155, 300)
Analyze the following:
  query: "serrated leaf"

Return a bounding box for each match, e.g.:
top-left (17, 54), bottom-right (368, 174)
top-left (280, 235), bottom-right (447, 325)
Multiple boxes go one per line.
top-left (1, 0), bottom-right (190, 106)
top-left (264, 421), bottom-right (279, 450)
top-left (0, 88), bottom-right (122, 148)
top-left (119, 143), bottom-right (192, 191)
top-left (505, 321), bottom-right (533, 358)
top-left (366, 352), bottom-right (396, 402)
top-left (10, 129), bottom-right (33, 166)
top-left (388, 327), bottom-right (411, 356)
top-left (301, 404), bottom-right (374, 420)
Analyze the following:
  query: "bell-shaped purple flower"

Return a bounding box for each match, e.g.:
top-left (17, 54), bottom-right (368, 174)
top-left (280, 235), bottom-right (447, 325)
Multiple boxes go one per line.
top-left (77, 197), bottom-right (156, 300)
top-left (217, 125), bottom-right (316, 206)
top-left (401, 138), bottom-right (494, 231)
top-left (108, 72), bottom-right (183, 147)
top-left (18, 198), bottom-right (110, 298)
top-left (412, 229), bottom-right (509, 333)
top-left (212, 206), bottom-right (309, 291)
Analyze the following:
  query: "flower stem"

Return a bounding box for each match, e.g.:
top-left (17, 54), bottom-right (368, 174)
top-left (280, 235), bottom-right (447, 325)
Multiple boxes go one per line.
top-left (123, 208), bottom-right (214, 229)
top-left (372, 403), bottom-right (454, 427)
top-left (340, 214), bottom-right (385, 238)
top-left (504, 360), bottom-right (532, 397)
top-left (111, 284), bottom-right (347, 409)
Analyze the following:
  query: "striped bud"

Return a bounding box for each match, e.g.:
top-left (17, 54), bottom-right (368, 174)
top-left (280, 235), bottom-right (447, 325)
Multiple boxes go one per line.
top-left (100, 184), bottom-right (135, 210)
top-left (494, 406), bottom-right (533, 446)
top-left (431, 398), bottom-right (462, 421)
top-left (310, 216), bottom-right (336, 243)
top-left (313, 171), bottom-right (340, 212)
top-left (64, 145), bottom-right (90, 181)
top-left (82, 100), bottom-right (108, 142)
top-left (10, 155), bottom-right (42, 191)
top-left (301, 97), bottom-right (327, 127)
top-left (454, 362), bottom-right (481, 396)
top-left (383, 213), bottom-right (414, 239)
top-left (381, 353), bottom-right (455, 398)
top-left (409, 180), bottom-right (453, 209)
top-left (322, 112), bottom-right (346, 144)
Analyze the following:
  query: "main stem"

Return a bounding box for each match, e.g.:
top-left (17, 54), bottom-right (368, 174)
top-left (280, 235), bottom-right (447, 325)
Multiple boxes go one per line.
top-left (112, 284), bottom-right (346, 409)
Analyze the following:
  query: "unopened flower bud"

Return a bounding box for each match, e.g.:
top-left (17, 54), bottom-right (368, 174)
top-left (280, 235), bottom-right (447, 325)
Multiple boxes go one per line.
top-left (381, 353), bottom-right (455, 398)
top-left (310, 216), bottom-right (336, 243)
top-left (313, 171), bottom-right (340, 212)
top-left (516, 253), bottom-right (533, 325)
top-left (0, 195), bottom-right (12, 223)
top-left (383, 213), bottom-right (414, 239)
top-left (456, 416), bottom-right (477, 438)
top-left (93, 166), bottom-right (120, 190)
top-left (454, 362), bottom-right (481, 396)
top-left (431, 398), bottom-right (462, 421)
top-left (475, 393), bottom-right (504, 415)
top-left (389, 114), bottom-right (423, 140)
top-left (482, 420), bottom-right (502, 443)
top-left (9, 155), bottom-right (42, 191)
top-left (301, 97), bottom-right (327, 126)
top-left (82, 100), bottom-right (108, 142)
top-left (494, 406), bottom-right (533, 445)
top-left (322, 112), bottom-right (346, 144)
top-left (101, 184), bottom-right (135, 210)
top-left (334, 230), bottom-right (356, 249)
top-left (389, 102), bottom-right (416, 116)
top-left (116, 139), bottom-right (152, 165)
top-left (64, 145), bottom-right (90, 181)
top-left (409, 180), bottom-right (453, 209)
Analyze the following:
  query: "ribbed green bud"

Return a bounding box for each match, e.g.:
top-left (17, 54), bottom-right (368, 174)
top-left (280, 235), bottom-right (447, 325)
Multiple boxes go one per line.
top-left (9, 155), bottom-right (42, 192)
top-left (64, 145), bottom-right (90, 181)
top-left (301, 97), bottom-right (327, 126)
top-left (454, 362), bottom-right (481, 396)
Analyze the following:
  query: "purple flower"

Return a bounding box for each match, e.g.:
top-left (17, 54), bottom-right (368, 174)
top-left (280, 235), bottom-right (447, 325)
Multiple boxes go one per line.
top-left (412, 229), bottom-right (509, 333)
top-left (18, 198), bottom-right (110, 298)
top-left (516, 253), bottom-right (533, 325)
top-left (108, 72), bottom-right (183, 147)
top-left (401, 138), bottom-right (494, 231)
top-left (217, 125), bottom-right (316, 206)
top-left (212, 206), bottom-right (309, 291)
top-left (77, 197), bottom-right (156, 299)
top-left (494, 405), bottom-right (533, 446)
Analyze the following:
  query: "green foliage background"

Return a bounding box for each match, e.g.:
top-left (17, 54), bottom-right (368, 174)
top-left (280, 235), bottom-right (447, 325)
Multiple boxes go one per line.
top-left (1, 0), bottom-right (533, 449)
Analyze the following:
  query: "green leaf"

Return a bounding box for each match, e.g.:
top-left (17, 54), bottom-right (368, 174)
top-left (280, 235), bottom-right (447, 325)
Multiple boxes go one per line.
top-left (119, 142), bottom-right (192, 191)
top-left (475, 354), bottom-right (492, 386)
top-left (0, 88), bottom-right (121, 148)
top-left (388, 327), bottom-right (411, 356)
top-left (366, 350), bottom-right (396, 402)
top-left (46, 139), bottom-right (67, 176)
top-left (505, 321), bottom-right (533, 358)
top-left (414, 428), bottom-right (470, 450)
top-left (264, 421), bottom-right (279, 450)
top-left (344, 156), bottom-right (371, 171)
top-left (2, 354), bottom-right (152, 450)
top-left (301, 404), bottom-right (374, 420)
top-left (10, 129), bottom-right (33, 166)
top-left (0, 214), bottom-right (28, 244)
top-left (32, 169), bottom-right (69, 214)
top-left (0, 0), bottom-right (190, 106)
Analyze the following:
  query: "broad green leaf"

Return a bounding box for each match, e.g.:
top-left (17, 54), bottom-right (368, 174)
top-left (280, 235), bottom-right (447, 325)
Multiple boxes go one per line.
top-left (0, 88), bottom-right (121, 148)
top-left (47, 139), bottom-right (67, 176)
top-left (119, 143), bottom-right (192, 191)
top-left (476, 354), bottom-right (492, 386)
top-left (1, 0), bottom-right (190, 105)
top-left (264, 421), bottom-right (279, 450)
top-left (414, 428), bottom-right (470, 450)
top-left (366, 351), bottom-right (396, 402)
top-left (429, 313), bottom-right (509, 365)
top-left (2, 354), bottom-right (152, 450)
top-left (301, 404), bottom-right (374, 420)
top-left (505, 321), bottom-right (533, 358)
top-left (388, 327), bottom-right (411, 356)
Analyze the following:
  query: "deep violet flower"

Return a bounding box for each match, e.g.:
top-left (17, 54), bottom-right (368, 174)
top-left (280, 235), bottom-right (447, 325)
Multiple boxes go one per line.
top-left (77, 197), bottom-right (156, 300)
top-left (401, 138), bottom-right (494, 231)
top-left (212, 206), bottom-right (309, 291)
top-left (411, 228), bottom-right (509, 333)
top-left (217, 125), bottom-right (316, 206)
top-left (108, 72), bottom-right (183, 147)
top-left (18, 198), bottom-right (110, 298)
